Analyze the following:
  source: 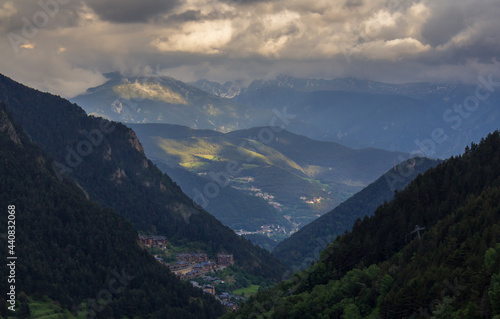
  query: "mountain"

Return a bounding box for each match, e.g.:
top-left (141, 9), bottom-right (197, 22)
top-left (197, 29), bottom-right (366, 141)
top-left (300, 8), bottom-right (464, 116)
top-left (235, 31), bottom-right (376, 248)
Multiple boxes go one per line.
top-left (71, 72), bottom-right (270, 131)
top-left (190, 79), bottom-right (245, 99)
top-left (223, 131), bottom-right (500, 319)
top-left (0, 72), bottom-right (286, 281)
top-left (128, 123), bottom-right (410, 233)
top-left (0, 103), bottom-right (224, 318)
top-left (198, 75), bottom-right (500, 159)
top-left (74, 73), bottom-right (499, 159)
top-left (126, 123), bottom-right (289, 233)
top-left (273, 157), bottom-right (439, 270)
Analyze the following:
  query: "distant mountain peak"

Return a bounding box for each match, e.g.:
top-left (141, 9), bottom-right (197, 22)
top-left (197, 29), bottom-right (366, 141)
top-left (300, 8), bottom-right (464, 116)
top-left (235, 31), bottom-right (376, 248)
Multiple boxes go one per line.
top-left (190, 79), bottom-right (244, 98)
top-left (72, 73), bottom-right (266, 132)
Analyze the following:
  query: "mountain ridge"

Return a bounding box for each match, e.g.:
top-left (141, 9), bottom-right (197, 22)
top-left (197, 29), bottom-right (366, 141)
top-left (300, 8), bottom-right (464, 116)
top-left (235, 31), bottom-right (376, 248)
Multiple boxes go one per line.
top-left (0, 72), bottom-right (287, 281)
top-left (129, 122), bottom-right (410, 233)
top-left (0, 102), bottom-right (225, 318)
top-left (194, 75), bottom-right (500, 158)
top-left (72, 72), bottom-right (270, 132)
top-left (223, 130), bottom-right (500, 319)
top-left (272, 157), bottom-right (440, 270)
top-left (192, 75), bottom-right (464, 99)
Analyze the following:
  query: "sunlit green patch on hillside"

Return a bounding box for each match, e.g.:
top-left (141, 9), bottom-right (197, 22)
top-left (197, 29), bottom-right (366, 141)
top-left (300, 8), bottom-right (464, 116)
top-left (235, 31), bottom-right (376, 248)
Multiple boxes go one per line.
top-left (113, 81), bottom-right (188, 105)
top-left (195, 154), bottom-right (217, 160)
top-left (180, 161), bottom-right (210, 170)
top-left (156, 137), bottom-right (227, 163)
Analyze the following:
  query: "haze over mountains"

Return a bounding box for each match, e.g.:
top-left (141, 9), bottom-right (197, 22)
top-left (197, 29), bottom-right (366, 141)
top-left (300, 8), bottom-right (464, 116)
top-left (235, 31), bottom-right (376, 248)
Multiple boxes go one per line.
top-left (72, 72), bottom-right (270, 132)
top-left (194, 75), bottom-right (500, 158)
top-left (74, 73), bottom-right (500, 160)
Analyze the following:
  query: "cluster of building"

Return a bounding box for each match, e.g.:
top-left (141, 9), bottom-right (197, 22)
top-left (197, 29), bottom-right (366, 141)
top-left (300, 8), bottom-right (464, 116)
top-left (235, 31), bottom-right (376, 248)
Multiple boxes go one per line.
top-left (139, 235), bottom-right (168, 249)
top-left (176, 252), bottom-right (209, 263)
top-left (174, 261), bottom-right (218, 280)
top-left (168, 252), bottom-right (234, 280)
top-left (235, 224), bottom-right (287, 236)
top-left (190, 282), bottom-right (242, 311)
top-left (217, 253), bottom-right (234, 267)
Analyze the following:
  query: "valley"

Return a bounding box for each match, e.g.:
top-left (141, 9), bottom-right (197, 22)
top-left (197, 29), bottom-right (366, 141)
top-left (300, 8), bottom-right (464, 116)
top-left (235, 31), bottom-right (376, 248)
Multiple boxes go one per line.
top-left (1, 71), bottom-right (499, 318)
top-left (129, 123), bottom-right (409, 237)
top-left (2, 1), bottom-right (500, 318)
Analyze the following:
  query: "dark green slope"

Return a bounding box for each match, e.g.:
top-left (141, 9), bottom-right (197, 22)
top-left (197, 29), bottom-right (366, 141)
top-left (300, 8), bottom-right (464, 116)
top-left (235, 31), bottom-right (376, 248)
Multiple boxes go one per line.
top-left (0, 73), bottom-right (286, 281)
top-left (321, 132), bottom-right (500, 278)
top-left (273, 157), bottom-right (440, 270)
top-left (0, 103), bottom-right (224, 318)
top-left (223, 131), bottom-right (500, 319)
top-left (153, 165), bottom-right (287, 231)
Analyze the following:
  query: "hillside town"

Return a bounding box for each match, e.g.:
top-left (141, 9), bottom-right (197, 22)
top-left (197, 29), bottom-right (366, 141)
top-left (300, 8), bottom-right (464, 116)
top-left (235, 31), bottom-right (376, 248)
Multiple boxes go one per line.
top-left (168, 252), bottom-right (234, 280)
top-left (170, 252), bottom-right (238, 309)
top-left (139, 236), bottom-right (240, 309)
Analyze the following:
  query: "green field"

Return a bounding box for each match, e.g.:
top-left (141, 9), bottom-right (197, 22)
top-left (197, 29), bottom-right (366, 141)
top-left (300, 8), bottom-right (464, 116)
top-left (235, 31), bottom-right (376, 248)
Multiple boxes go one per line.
top-left (232, 285), bottom-right (260, 297)
top-left (5, 296), bottom-right (79, 319)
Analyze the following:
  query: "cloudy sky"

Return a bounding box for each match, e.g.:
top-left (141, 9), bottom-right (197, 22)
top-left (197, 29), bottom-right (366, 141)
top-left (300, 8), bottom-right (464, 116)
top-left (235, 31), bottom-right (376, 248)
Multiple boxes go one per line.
top-left (1, 0), bottom-right (499, 97)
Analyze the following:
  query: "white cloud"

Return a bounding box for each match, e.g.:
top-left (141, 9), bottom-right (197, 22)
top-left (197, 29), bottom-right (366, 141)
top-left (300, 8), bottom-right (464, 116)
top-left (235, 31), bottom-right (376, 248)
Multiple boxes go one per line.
top-left (152, 20), bottom-right (233, 54)
top-left (19, 42), bottom-right (35, 50)
top-left (0, 1), bottom-right (17, 32)
top-left (0, 1), bottom-right (16, 20)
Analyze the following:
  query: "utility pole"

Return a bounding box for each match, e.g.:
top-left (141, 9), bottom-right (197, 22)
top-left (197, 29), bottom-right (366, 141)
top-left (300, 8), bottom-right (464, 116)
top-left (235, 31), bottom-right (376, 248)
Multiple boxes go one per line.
top-left (411, 225), bottom-right (426, 239)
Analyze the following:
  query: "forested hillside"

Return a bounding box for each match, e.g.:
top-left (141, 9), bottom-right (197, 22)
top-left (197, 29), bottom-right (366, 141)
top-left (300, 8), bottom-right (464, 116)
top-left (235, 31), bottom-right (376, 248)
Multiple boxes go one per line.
top-left (0, 103), bottom-right (224, 318)
top-left (273, 157), bottom-right (439, 270)
top-left (224, 131), bottom-right (500, 318)
top-left (0, 73), bottom-right (286, 281)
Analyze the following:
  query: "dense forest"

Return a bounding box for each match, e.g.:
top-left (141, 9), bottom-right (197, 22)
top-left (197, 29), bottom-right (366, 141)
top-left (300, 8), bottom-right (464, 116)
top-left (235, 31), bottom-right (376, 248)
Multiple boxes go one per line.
top-left (0, 103), bottom-right (225, 318)
top-left (0, 73), bottom-right (286, 281)
top-left (224, 131), bottom-right (500, 318)
top-left (273, 157), bottom-right (439, 270)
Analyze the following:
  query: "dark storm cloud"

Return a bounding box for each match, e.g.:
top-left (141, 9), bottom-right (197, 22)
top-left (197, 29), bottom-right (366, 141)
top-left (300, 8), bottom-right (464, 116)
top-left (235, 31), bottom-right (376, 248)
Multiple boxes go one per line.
top-left (160, 9), bottom-right (236, 24)
top-left (219, 0), bottom-right (276, 5)
top-left (418, 0), bottom-right (500, 65)
top-left (344, 0), bottom-right (363, 8)
top-left (165, 10), bottom-right (203, 23)
top-left (421, 5), bottom-right (466, 47)
top-left (2, 1), bottom-right (82, 32)
top-left (85, 0), bottom-right (181, 23)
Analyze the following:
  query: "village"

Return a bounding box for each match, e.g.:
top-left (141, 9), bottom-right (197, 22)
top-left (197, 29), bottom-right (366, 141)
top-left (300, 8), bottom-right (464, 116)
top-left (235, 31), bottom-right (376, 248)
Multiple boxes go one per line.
top-left (139, 235), bottom-right (242, 310)
top-left (235, 223), bottom-right (289, 237)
